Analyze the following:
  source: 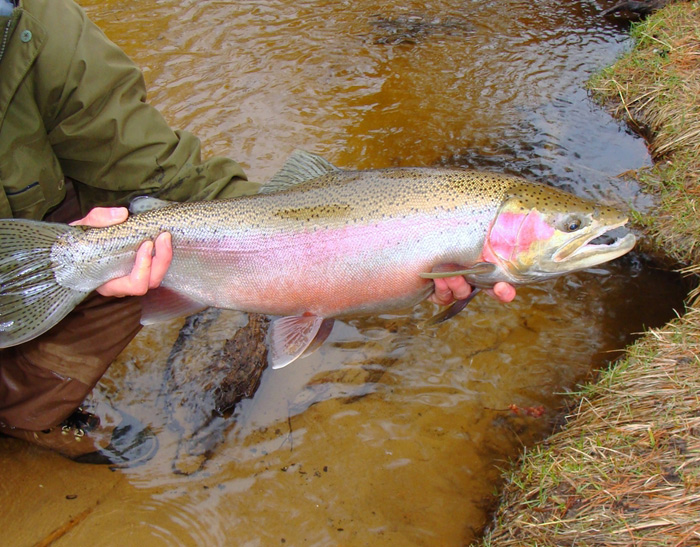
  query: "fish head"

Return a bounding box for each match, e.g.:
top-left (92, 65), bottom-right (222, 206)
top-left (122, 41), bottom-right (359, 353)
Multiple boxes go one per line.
top-left (482, 182), bottom-right (636, 284)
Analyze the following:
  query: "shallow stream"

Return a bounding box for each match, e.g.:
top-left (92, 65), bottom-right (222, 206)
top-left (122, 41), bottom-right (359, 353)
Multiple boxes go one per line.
top-left (52, 0), bottom-right (689, 544)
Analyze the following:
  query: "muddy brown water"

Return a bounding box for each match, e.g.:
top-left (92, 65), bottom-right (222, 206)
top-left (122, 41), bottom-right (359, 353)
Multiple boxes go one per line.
top-left (11, 0), bottom-right (690, 545)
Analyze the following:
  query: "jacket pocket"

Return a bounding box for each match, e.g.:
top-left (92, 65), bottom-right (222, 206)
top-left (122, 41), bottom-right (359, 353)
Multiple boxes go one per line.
top-left (0, 126), bottom-right (64, 219)
top-left (4, 181), bottom-right (46, 215)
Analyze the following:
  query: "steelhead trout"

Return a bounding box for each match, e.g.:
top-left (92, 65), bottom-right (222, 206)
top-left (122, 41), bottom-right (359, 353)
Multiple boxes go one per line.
top-left (0, 151), bottom-right (635, 368)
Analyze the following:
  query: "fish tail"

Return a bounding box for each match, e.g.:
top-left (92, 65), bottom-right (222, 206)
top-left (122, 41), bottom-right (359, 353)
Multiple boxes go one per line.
top-left (0, 219), bottom-right (90, 348)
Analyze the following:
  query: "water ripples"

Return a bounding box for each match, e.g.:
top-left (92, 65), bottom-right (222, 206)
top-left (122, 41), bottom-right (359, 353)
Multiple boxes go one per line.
top-left (84, 0), bottom-right (646, 183)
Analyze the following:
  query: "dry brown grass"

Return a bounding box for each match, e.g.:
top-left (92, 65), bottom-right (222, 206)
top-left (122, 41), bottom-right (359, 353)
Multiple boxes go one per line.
top-left (483, 308), bottom-right (700, 546)
top-left (482, 3), bottom-right (700, 545)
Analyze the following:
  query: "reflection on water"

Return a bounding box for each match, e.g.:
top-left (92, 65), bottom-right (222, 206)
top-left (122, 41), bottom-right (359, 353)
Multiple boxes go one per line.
top-left (52, 0), bottom-right (686, 544)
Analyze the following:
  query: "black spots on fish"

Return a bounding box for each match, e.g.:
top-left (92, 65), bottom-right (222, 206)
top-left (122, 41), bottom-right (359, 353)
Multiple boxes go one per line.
top-left (274, 203), bottom-right (353, 222)
top-left (507, 181), bottom-right (601, 215)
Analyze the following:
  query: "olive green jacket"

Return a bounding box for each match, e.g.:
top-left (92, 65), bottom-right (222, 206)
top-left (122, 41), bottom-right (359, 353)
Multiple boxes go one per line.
top-left (0, 0), bottom-right (258, 220)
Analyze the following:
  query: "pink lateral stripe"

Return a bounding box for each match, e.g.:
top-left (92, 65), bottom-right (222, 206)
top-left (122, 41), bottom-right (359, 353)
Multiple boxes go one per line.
top-left (193, 209), bottom-right (489, 317)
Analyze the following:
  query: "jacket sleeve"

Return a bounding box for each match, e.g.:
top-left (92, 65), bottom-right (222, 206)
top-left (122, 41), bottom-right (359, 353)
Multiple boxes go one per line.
top-left (34, 0), bottom-right (258, 212)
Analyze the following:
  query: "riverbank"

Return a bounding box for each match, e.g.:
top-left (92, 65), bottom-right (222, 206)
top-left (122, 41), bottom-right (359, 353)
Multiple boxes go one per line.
top-left (482, 2), bottom-right (700, 545)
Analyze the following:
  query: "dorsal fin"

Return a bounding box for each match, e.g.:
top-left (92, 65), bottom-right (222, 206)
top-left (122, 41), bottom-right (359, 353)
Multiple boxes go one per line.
top-left (129, 196), bottom-right (174, 214)
top-left (260, 150), bottom-right (340, 194)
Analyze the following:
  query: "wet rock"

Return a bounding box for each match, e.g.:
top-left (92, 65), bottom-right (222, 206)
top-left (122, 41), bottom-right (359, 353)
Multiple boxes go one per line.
top-left (601, 0), bottom-right (677, 19)
top-left (162, 309), bottom-right (268, 474)
top-left (368, 13), bottom-right (475, 45)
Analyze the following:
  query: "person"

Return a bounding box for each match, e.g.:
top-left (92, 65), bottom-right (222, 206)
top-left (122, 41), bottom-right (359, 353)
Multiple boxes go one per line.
top-left (0, 0), bottom-right (515, 466)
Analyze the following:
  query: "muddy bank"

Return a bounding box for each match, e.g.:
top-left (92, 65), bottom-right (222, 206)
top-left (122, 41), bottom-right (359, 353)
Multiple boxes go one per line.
top-left (482, 3), bottom-right (700, 545)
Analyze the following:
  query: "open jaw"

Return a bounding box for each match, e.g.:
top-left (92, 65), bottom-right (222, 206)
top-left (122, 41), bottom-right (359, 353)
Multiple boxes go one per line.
top-left (553, 220), bottom-right (637, 267)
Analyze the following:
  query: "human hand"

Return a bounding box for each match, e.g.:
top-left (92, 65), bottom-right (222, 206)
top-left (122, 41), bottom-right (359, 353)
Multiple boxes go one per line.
top-left (71, 207), bottom-right (172, 297)
top-left (428, 276), bottom-right (516, 306)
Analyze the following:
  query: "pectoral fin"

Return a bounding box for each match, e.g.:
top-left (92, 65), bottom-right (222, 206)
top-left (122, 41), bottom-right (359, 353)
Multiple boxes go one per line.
top-left (267, 315), bottom-right (335, 369)
top-left (420, 262), bottom-right (496, 279)
top-left (424, 288), bottom-right (481, 326)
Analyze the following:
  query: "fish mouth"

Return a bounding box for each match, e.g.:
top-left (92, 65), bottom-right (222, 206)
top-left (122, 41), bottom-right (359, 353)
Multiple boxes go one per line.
top-left (553, 220), bottom-right (636, 266)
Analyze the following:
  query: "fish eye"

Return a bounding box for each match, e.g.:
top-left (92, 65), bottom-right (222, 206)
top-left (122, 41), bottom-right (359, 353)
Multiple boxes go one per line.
top-left (566, 219), bottom-right (581, 232)
top-left (558, 215), bottom-right (584, 233)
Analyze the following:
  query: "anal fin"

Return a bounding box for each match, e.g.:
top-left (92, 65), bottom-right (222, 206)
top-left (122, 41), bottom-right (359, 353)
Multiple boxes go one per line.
top-left (141, 287), bottom-right (208, 325)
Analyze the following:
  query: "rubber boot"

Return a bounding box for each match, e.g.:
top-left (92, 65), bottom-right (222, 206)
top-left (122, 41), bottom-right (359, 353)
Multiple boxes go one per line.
top-left (1, 404), bottom-right (158, 467)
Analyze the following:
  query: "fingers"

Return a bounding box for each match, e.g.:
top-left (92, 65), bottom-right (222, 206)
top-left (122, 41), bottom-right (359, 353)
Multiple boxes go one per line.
top-left (428, 276), bottom-right (472, 306)
top-left (97, 240), bottom-right (154, 297)
top-left (96, 233), bottom-right (173, 297)
top-left (429, 277), bottom-right (517, 306)
top-left (492, 282), bottom-right (516, 302)
top-left (73, 207), bottom-right (173, 298)
top-left (487, 282), bottom-right (517, 303)
top-left (70, 207), bottom-right (129, 227)
top-left (149, 232), bottom-right (173, 289)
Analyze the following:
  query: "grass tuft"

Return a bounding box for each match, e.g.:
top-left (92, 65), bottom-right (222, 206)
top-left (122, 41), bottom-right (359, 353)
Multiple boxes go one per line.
top-left (588, 1), bottom-right (700, 266)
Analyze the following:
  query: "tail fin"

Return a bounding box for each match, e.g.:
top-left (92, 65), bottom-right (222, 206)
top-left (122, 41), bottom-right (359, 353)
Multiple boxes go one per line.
top-left (0, 219), bottom-right (90, 348)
